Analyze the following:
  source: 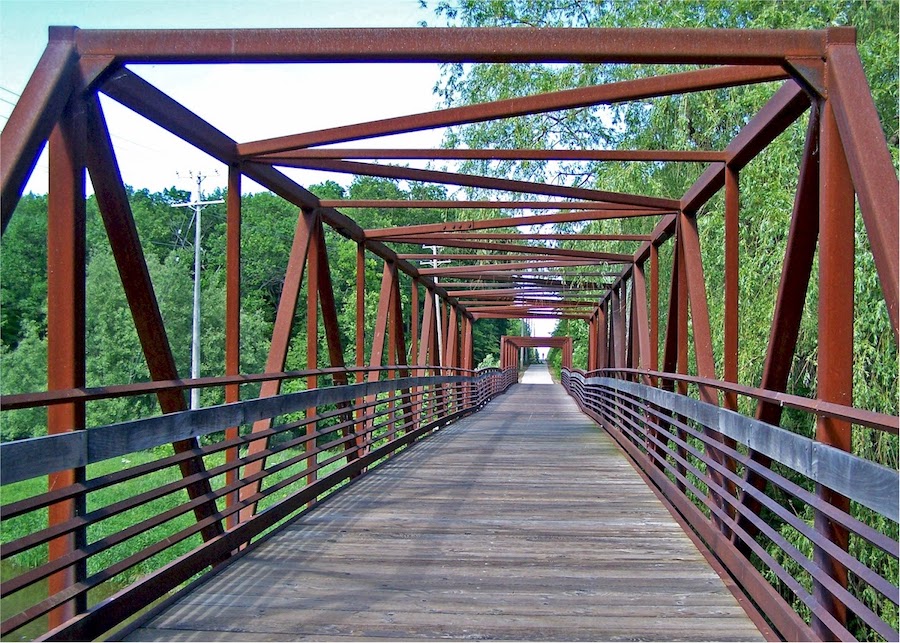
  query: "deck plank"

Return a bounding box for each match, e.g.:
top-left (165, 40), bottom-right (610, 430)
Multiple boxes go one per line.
top-left (123, 370), bottom-right (763, 642)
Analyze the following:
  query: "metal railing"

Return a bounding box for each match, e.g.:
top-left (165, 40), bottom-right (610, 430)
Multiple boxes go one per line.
top-left (0, 366), bottom-right (516, 641)
top-left (562, 367), bottom-right (898, 642)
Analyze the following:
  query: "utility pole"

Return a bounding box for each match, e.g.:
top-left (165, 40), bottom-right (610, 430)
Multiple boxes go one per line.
top-left (422, 246), bottom-right (450, 367)
top-left (172, 171), bottom-right (224, 409)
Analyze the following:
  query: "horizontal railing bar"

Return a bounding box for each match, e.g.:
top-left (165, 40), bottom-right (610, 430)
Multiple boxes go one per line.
top-left (602, 388), bottom-right (899, 609)
top-left (0, 374), bottom-right (475, 485)
top-left (585, 386), bottom-right (861, 641)
top-left (604, 385), bottom-right (900, 558)
top-left (567, 374), bottom-right (899, 560)
top-left (1, 383), bottom-right (419, 519)
top-left (592, 376), bottom-right (899, 521)
top-left (38, 403), bottom-right (479, 641)
top-left (591, 368), bottom-right (898, 434)
top-left (566, 370), bottom-right (898, 640)
top-left (4, 383), bottom-right (491, 633)
top-left (566, 380), bottom-right (816, 641)
top-left (0, 364), bottom-right (481, 410)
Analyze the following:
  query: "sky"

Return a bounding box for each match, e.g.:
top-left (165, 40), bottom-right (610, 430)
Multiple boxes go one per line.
top-left (0, 0), bottom-right (447, 195)
top-left (0, 0), bottom-right (557, 341)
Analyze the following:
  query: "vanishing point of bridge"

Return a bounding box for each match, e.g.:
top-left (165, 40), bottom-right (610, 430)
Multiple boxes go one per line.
top-left (1, 26), bottom-right (898, 643)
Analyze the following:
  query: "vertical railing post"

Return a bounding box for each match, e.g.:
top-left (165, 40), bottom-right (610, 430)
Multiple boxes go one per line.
top-left (47, 95), bottom-right (87, 626)
top-left (812, 85), bottom-right (854, 639)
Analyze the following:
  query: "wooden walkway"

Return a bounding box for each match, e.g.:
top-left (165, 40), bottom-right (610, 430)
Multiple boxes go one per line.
top-left (123, 368), bottom-right (763, 641)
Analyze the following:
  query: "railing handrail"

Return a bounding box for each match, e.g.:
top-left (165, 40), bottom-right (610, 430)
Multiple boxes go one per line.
top-left (0, 364), bottom-right (483, 411)
top-left (574, 367), bottom-right (898, 434)
top-left (574, 372), bottom-right (898, 521)
top-left (560, 366), bottom-right (899, 642)
top-left (0, 371), bottom-right (502, 486)
top-left (1, 368), bottom-right (518, 641)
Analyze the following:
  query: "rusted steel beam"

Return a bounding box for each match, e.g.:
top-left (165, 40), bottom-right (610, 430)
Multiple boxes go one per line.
top-left (368, 262), bottom-right (395, 378)
top-left (649, 244), bottom-right (659, 371)
top-left (242, 64), bottom-right (786, 156)
top-left (239, 210), bottom-right (314, 522)
top-left (812, 93), bottom-right (854, 639)
top-left (459, 299), bottom-right (597, 308)
top-left (410, 280), bottom-right (419, 368)
top-left (449, 288), bottom-right (606, 298)
top-left (224, 165), bottom-right (241, 529)
top-left (354, 242), bottom-right (366, 454)
top-left (46, 96), bottom-right (87, 625)
top-left (397, 243), bottom-right (632, 261)
top-left (828, 45), bottom-right (899, 339)
top-left (74, 27), bottom-right (828, 65)
top-left (273, 158), bottom-right (680, 210)
top-left (100, 68), bottom-right (239, 162)
top-left (634, 80), bottom-right (809, 266)
top-left (84, 95), bottom-right (224, 545)
top-left (679, 211), bottom-right (738, 528)
top-left (326, 200), bottom-right (641, 210)
top-left (632, 262), bottom-right (652, 370)
top-left (386, 232), bottom-right (650, 242)
top-left (398, 253), bottom-right (617, 262)
top-left (724, 164), bottom-right (739, 409)
top-left (475, 312), bottom-right (589, 320)
top-left (367, 208), bottom-right (663, 239)
top-left (735, 109), bottom-right (820, 552)
top-left (598, 304), bottom-right (608, 371)
top-left (419, 260), bottom-right (611, 276)
top-left (262, 148), bottom-right (726, 162)
top-left (306, 218), bottom-right (321, 489)
top-left (445, 307), bottom-right (459, 371)
top-left (683, 81), bottom-right (810, 214)
top-left (1, 30), bottom-right (77, 231)
top-left (96, 68), bottom-right (469, 321)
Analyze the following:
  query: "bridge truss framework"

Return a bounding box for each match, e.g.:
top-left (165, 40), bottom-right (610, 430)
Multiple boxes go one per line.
top-left (0, 25), bottom-right (898, 642)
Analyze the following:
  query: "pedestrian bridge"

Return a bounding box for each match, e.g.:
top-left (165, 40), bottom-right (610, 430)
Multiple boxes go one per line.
top-left (121, 367), bottom-right (763, 642)
top-left (1, 25), bottom-right (898, 643)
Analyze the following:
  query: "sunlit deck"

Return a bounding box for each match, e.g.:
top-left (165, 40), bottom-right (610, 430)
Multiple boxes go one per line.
top-left (121, 367), bottom-right (762, 642)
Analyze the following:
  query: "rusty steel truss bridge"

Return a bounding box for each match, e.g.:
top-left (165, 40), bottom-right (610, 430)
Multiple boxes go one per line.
top-left (0, 26), bottom-right (898, 642)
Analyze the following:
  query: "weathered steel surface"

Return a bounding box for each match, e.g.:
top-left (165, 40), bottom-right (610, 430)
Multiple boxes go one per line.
top-left (122, 377), bottom-right (762, 642)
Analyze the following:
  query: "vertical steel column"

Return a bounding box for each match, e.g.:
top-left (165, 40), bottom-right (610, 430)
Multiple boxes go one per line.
top-left (387, 265), bottom-right (410, 435)
top-left (410, 280), bottom-right (419, 365)
top-left (315, 222), bottom-right (353, 458)
top-left (417, 289), bottom-right (436, 424)
top-left (306, 216), bottom-right (321, 489)
top-left (47, 97), bottom-right (87, 626)
top-left (675, 223), bottom-right (689, 396)
top-left (812, 91), bottom-right (854, 639)
top-left (355, 242), bottom-right (366, 453)
top-left (632, 262), bottom-right (652, 378)
top-left (224, 165), bottom-right (241, 529)
top-left (724, 164), bottom-right (740, 410)
top-left (587, 317), bottom-right (596, 371)
top-left (598, 304), bottom-right (608, 370)
top-left (650, 243), bottom-right (659, 372)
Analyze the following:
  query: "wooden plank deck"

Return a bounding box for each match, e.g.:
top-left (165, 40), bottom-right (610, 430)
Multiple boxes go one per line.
top-left (122, 367), bottom-right (763, 641)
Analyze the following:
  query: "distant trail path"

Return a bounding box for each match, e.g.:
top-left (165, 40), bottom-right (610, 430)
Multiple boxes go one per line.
top-left (521, 363), bottom-right (554, 384)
